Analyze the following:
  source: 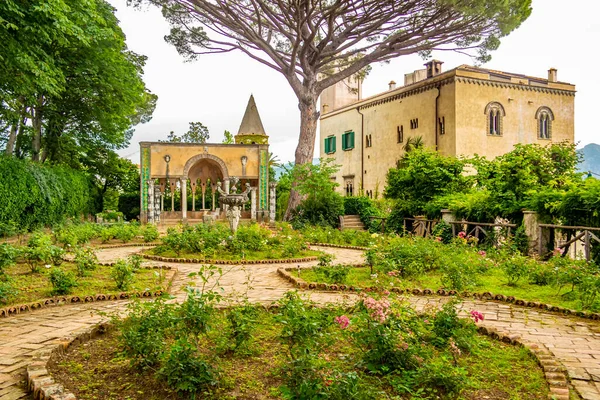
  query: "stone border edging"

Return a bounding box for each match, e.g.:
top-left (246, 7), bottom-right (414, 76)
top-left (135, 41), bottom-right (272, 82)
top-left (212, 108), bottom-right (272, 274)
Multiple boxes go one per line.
top-left (27, 322), bottom-right (113, 400)
top-left (474, 327), bottom-right (570, 400)
top-left (309, 243), bottom-right (369, 250)
top-left (93, 243), bottom-right (159, 249)
top-left (140, 252), bottom-right (319, 265)
top-left (0, 266), bottom-right (177, 319)
top-left (277, 267), bottom-right (600, 321)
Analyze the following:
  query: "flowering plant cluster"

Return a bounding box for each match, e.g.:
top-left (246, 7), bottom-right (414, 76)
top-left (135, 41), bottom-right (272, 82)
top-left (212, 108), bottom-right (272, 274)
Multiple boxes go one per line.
top-left (334, 315), bottom-right (350, 329)
top-left (363, 296), bottom-right (391, 323)
top-left (470, 310), bottom-right (485, 323)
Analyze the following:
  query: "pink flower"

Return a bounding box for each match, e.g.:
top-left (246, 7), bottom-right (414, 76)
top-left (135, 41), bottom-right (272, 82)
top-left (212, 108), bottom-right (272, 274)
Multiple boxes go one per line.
top-left (334, 315), bottom-right (350, 329)
top-left (383, 290), bottom-right (390, 295)
top-left (470, 310), bottom-right (484, 323)
top-left (435, 236), bottom-right (442, 242)
top-left (363, 297), bottom-right (391, 323)
top-left (387, 270), bottom-right (399, 277)
top-left (458, 231), bottom-right (467, 239)
top-left (553, 247), bottom-right (564, 256)
top-left (478, 250), bottom-right (486, 257)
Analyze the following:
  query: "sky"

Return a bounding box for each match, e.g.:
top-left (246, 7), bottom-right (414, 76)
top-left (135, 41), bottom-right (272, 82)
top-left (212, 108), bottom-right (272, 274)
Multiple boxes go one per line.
top-left (109, 0), bottom-right (600, 165)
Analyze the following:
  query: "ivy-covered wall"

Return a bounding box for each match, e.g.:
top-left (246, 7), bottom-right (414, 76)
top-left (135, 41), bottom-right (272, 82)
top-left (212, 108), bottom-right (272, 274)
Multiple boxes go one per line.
top-left (0, 156), bottom-right (100, 235)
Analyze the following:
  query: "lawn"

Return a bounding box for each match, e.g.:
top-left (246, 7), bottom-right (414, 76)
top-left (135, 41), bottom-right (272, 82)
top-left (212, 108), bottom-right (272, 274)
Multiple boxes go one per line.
top-left (1, 262), bottom-right (167, 306)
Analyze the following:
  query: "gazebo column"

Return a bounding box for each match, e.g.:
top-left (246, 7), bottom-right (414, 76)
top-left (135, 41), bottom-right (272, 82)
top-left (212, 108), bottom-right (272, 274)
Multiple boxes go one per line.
top-left (211, 184), bottom-right (216, 211)
top-left (169, 180), bottom-right (176, 212)
top-left (269, 182), bottom-right (276, 223)
top-left (251, 187), bottom-right (257, 221)
top-left (223, 179), bottom-right (230, 213)
top-left (201, 183), bottom-right (207, 210)
top-left (191, 181), bottom-right (196, 212)
top-left (181, 177), bottom-right (187, 221)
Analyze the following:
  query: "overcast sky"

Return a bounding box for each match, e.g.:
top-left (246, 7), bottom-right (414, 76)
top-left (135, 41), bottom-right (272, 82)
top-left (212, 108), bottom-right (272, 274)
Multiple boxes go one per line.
top-left (109, 0), bottom-right (599, 164)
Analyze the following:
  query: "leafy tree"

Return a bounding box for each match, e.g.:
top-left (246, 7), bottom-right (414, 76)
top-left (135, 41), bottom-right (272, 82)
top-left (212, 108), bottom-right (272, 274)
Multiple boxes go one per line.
top-left (222, 130), bottom-right (234, 144)
top-left (1, 0), bottom-right (156, 163)
top-left (165, 122), bottom-right (210, 143)
top-left (290, 158), bottom-right (344, 227)
top-left (128, 0), bottom-right (532, 217)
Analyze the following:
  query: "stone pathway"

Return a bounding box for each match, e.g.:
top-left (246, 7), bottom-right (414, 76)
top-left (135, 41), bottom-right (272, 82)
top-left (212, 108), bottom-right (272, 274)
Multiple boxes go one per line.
top-left (1, 246), bottom-right (599, 399)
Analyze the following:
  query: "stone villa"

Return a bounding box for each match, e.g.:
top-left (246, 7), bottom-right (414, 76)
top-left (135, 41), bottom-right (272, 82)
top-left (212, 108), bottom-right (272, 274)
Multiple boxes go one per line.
top-left (319, 61), bottom-right (576, 197)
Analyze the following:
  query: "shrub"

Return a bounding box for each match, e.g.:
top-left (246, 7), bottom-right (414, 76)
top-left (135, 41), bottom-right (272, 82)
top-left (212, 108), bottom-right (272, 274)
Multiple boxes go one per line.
top-left (158, 338), bottom-right (218, 397)
top-left (344, 196), bottom-right (380, 231)
top-left (116, 298), bottom-right (176, 369)
top-left (48, 268), bottom-right (77, 295)
top-left (0, 243), bottom-right (18, 275)
top-left (111, 259), bottom-right (134, 290)
top-left (315, 265), bottom-right (351, 284)
top-left (431, 221), bottom-right (453, 244)
top-left (225, 304), bottom-right (259, 354)
top-left (128, 255), bottom-right (143, 272)
top-left (23, 232), bottom-right (55, 273)
top-left (114, 224), bottom-right (136, 243)
top-left (0, 277), bottom-right (18, 304)
top-left (502, 254), bottom-right (532, 286)
top-left (142, 225), bottom-right (159, 242)
top-left (74, 248), bottom-right (98, 277)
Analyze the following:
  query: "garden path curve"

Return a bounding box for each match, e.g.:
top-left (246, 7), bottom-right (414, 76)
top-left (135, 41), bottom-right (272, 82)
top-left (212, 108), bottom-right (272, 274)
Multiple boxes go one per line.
top-left (0, 246), bottom-right (598, 400)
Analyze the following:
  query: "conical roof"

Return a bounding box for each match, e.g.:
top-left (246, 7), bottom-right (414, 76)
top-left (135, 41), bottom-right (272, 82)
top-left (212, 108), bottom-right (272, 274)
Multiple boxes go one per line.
top-left (237, 95), bottom-right (266, 136)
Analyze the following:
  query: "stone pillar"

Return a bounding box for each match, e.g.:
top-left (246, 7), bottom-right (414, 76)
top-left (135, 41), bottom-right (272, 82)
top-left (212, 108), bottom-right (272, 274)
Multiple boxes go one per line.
top-left (269, 182), bottom-right (276, 223)
top-left (191, 182), bottom-right (196, 212)
top-left (153, 184), bottom-right (161, 223)
top-left (251, 187), bottom-right (257, 221)
top-left (202, 184), bottom-right (206, 210)
top-left (181, 178), bottom-right (187, 222)
top-left (223, 179), bottom-right (230, 213)
top-left (523, 210), bottom-right (549, 255)
top-left (147, 181), bottom-right (155, 224)
top-left (440, 209), bottom-right (456, 224)
top-left (211, 184), bottom-right (216, 211)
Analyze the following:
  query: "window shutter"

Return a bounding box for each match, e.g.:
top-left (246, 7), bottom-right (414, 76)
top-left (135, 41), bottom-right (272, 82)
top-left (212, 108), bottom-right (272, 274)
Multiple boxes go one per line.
top-left (350, 131), bottom-right (355, 148)
top-left (324, 138), bottom-right (329, 153)
top-left (332, 137), bottom-right (336, 152)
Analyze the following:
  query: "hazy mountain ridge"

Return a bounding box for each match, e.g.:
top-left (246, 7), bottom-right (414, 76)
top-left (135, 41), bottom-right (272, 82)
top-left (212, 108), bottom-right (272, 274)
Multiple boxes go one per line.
top-left (577, 143), bottom-right (600, 177)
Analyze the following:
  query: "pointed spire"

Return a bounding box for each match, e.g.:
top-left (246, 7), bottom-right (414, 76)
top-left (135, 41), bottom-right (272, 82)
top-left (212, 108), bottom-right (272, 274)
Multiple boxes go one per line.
top-left (237, 95), bottom-right (266, 136)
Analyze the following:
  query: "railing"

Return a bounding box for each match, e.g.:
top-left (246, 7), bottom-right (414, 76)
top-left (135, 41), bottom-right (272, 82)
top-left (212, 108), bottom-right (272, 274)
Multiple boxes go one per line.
top-left (403, 218), bottom-right (438, 237)
top-left (538, 224), bottom-right (600, 261)
top-left (448, 221), bottom-right (517, 243)
top-left (369, 216), bottom-right (387, 233)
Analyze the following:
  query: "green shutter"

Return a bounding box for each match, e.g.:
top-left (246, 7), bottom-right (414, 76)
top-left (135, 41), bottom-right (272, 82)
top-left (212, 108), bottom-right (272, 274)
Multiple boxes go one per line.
top-left (324, 137), bottom-right (329, 154)
top-left (331, 137), bottom-right (336, 153)
top-left (350, 131), bottom-right (355, 149)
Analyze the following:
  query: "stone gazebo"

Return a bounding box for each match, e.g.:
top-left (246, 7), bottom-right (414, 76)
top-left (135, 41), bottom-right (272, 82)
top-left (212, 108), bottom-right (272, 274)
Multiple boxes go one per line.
top-left (139, 95), bottom-right (275, 224)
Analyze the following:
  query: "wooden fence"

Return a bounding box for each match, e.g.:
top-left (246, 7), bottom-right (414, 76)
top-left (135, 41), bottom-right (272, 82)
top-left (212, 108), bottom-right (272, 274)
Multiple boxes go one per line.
top-left (538, 224), bottom-right (600, 262)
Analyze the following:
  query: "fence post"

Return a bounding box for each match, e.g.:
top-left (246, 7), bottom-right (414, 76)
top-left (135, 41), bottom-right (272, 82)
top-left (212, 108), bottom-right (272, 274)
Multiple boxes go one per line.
top-left (414, 215), bottom-right (426, 237)
top-left (523, 210), bottom-right (547, 256)
top-left (585, 230), bottom-right (591, 262)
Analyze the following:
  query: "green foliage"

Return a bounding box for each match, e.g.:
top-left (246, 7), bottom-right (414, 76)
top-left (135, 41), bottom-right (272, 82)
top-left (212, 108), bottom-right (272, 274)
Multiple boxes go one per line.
top-left (502, 253), bottom-right (533, 286)
top-left (24, 232), bottom-right (60, 273)
top-left (111, 259), bottom-right (135, 291)
top-left (117, 193), bottom-right (140, 221)
top-left (74, 248), bottom-right (98, 277)
top-left (314, 265), bottom-right (351, 284)
top-left (158, 337), bottom-right (218, 396)
top-left (385, 148), bottom-right (469, 223)
top-left (48, 268), bottom-right (78, 295)
top-left (141, 224), bottom-right (159, 242)
top-left (0, 156), bottom-right (98, 234)
top-left (290, 158), bottom-right (345, 228)
top-left (164, 121), bottom-right (209, 143)
top-left (225, 304), bottom-right (259, 354)
top-left (431, 221), bottom-right (453, 244)
top-left (0, 244), bottom-right (18, 275)
top-left (344, 196), bottom-right (381, 231)
top-left (0, 277), bottom-right (18, 304)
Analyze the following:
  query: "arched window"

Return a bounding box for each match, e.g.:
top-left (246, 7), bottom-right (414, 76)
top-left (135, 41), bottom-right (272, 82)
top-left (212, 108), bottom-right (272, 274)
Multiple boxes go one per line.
top-left (484, 102), bottom-right (506, 136)
top-left (535, 107), bottom-right (554, 140)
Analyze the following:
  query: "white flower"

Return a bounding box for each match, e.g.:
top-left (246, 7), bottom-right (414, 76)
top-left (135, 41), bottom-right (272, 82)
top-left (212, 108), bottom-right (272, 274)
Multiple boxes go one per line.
top-left (45, 264), bottom-right (52, 269)
top-left (370, 273), bottom-right (378, 279)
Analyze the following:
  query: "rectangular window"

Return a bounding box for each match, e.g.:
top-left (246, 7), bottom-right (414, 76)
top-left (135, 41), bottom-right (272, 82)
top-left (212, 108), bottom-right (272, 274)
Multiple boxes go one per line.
top-left (438, 117), bottom-right (445, 135)
top-left (366, 134), bottom-right (372, 148)
top-left (324, 136), bottom-right (336, 154)
top-left (342, 131), bottom-right (355, 150)
top-left (397, 125), bottom-right (404, 143)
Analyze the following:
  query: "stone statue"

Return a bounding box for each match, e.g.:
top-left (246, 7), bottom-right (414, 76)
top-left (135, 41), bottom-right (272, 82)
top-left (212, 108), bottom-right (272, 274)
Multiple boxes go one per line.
top-left (216, 177), bottom-right (251, 233)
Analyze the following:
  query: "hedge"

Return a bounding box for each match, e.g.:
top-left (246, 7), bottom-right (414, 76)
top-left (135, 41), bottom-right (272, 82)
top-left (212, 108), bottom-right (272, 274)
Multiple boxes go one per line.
top-left (0, 156), bottom-right (99, 235)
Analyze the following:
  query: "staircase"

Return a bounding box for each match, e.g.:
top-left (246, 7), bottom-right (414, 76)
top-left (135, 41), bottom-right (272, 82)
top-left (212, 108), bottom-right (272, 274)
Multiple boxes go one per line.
top-left (340, 215), bottom-right (366, 231)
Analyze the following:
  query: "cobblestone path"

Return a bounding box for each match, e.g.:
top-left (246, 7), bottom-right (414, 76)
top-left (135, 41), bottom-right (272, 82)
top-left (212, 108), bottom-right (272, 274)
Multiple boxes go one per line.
top-left (0, 246), bottom-right (599, 399)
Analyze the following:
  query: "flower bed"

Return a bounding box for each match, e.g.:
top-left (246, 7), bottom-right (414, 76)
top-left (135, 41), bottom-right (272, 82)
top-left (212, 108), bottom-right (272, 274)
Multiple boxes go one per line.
top-left (46, 291), bottom-right (551, 400)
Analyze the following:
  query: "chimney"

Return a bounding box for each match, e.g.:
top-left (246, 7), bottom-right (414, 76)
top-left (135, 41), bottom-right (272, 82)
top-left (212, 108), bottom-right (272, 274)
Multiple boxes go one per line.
top-left (548, 68), bottom-right (557, 82)
top-left (425, 60), bottom-right (444, 78)
top-left (388, 80), bottom-right (396, 90)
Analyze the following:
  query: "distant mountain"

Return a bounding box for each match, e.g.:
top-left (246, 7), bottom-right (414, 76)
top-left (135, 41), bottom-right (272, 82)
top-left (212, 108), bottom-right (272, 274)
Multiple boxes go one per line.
top-left (577, 143), bottom-right (600, 177)
top-left (272, 158), bottom-right (319, 179)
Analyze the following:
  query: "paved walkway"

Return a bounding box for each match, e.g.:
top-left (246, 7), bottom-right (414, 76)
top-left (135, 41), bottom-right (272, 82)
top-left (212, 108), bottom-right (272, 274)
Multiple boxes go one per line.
top-left (1, 246), bottom-right (599, 399)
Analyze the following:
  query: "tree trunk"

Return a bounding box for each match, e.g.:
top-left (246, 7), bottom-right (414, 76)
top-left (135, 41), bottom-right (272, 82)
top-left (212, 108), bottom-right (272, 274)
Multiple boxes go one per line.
top-left (31, 95), bottom-right (43, 162)
top-left (5, 98), bottom-right (26, 155)
top-left (284, 93), bottom-right (319, 220)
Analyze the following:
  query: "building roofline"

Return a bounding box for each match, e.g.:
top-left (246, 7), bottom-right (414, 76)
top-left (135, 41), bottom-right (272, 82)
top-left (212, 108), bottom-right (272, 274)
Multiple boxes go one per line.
top-left (321, 64), bottom-right (576, 119)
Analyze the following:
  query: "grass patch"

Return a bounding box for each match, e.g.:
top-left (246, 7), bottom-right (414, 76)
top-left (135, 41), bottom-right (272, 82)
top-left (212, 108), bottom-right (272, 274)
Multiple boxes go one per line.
top-left (3, 262), bottom-right (165, 306)
top-left (147, 248), bottom-right (322, 261)
top-left (49, 304), bottom-right (548, 400)
top-left (300, 266), bottom-right (592, 311)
